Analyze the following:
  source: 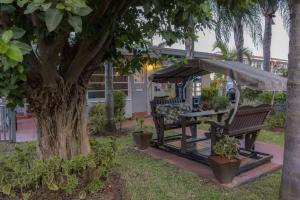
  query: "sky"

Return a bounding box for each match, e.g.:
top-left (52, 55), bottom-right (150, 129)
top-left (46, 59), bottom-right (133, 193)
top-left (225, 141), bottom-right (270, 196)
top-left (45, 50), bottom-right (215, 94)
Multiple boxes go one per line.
top-left (153, 12), bottom-right (289, 60)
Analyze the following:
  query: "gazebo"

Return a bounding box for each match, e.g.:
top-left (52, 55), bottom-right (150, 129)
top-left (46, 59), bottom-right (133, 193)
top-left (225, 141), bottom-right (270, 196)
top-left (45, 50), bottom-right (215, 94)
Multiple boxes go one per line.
top-left (148, 58), bottom-right (287, 174)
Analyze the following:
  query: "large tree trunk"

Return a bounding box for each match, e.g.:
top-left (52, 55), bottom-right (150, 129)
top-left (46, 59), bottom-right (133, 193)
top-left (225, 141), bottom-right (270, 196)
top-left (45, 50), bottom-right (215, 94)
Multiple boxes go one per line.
top-left (104, 61), bottom-right (116, 132)
top-left (280, 0), bottom-right (300, 199)
top-left (233, 16), bottom-right (244, 63)
top-left (28, 82), bottom-right (91, 160)
top-left (185, 38), bottom-right (194, 105)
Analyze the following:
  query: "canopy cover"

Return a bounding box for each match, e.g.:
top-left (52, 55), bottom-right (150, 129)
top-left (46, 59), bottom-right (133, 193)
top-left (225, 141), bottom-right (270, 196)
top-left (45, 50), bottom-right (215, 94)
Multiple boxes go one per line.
top-left (149, 59), bottom-right (287, 91)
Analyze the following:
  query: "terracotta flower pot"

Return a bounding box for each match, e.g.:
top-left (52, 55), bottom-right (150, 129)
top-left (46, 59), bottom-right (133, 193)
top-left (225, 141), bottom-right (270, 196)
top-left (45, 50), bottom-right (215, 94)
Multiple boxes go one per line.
top-left (209, 155), bottom-right (241, 183)
top-left (133, 131), bottom-right (153, 150)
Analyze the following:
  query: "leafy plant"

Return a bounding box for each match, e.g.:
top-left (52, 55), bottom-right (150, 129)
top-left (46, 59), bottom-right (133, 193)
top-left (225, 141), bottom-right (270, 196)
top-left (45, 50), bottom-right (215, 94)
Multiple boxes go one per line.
top-left (257, 92), bottom-right (287, 105)
top-left (267, 111), bottom-right (286, 129)
top-left (201, 83), bottom-right (219, 109)
top-left (113, 91), bottom-right (127, 131)
top-left (211, 96), bottom-right (230, 111)
top-left (0, 29), bottom-right (31, 108)
top-left (133, 116), bottom-right (151, 134)
top-left (0, 138), bottom-right (116, 199)
top-left (88, 104), bottom-right (106, 134)
top-left (241, 88), bottom-right (262, 101)
top-left (213, 136), bottom-right (239, 160)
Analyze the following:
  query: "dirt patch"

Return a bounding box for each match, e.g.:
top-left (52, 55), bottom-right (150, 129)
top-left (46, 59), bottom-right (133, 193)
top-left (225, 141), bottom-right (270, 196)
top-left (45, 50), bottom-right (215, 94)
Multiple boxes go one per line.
top-left (0, 172), bottom-right (127, 200)
top-left (91, 127), bottom-right (133, 137)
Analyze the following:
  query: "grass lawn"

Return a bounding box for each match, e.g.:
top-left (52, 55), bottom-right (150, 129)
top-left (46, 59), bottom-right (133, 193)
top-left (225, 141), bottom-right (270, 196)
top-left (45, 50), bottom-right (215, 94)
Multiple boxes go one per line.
top-left (100, 133), bottom-right (282, 200)
top-left (257, 130), bottom-right (284, 146)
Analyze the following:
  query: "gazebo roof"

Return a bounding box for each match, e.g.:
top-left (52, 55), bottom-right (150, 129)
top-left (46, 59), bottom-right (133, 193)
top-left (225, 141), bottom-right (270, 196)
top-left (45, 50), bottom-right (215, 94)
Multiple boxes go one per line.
top-left (149, 59), bottom-right (287, 91)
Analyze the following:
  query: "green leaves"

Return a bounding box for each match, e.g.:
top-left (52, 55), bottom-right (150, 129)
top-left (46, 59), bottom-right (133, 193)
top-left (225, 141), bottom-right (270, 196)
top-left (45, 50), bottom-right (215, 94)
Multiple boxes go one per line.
top-left (45, 8), bottom-right (63, 32)
top-left (11, 26), bottom-right (26, 39)
top-left (2, 184), bottom-right (11, 196)
top-left (2, 30), bottom-right (13, 43)
top-left (6, 45), bottom-right (23, 62)
top-left (73, 6), bottom-right (92, 16)
top-left (0, 0), bottom-right (13, 3)
top-left (68, 15), bottom-right (82, 33)
top-left (11, 41), bottom-right (31, 54)
top-left (17, 0), bottom-right (28, 7)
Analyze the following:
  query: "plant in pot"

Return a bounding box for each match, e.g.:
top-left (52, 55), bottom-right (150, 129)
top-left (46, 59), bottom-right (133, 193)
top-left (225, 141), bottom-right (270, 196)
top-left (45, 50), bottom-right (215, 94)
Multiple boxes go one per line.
top-left (209, 136), bottom-right (240, 183)
top-left (132, 117), bottom-right (153, 150)
top-left (211, 96), bottom-right (230, 112)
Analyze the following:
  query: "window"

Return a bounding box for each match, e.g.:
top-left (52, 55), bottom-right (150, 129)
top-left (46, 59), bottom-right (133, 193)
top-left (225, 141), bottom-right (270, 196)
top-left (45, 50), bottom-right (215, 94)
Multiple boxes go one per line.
top-left (193, 82), bottom-right (201, 97)
top-left (87, 68), bottom-right (128, 99)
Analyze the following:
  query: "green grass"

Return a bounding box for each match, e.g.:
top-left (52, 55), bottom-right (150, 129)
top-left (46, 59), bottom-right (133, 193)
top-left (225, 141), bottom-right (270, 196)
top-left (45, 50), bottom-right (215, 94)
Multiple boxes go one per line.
top-left (0, 124), bottom-right (283, 200)
top-left (112, 134), bottom-right (281, 200)
top-left (257, 130), bottom-right (284, 146)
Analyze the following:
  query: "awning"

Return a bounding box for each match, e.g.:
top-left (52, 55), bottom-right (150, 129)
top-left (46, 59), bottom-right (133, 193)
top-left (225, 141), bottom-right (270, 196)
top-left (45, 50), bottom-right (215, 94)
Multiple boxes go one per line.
top-left (149, 59), bottom-right (287, 91)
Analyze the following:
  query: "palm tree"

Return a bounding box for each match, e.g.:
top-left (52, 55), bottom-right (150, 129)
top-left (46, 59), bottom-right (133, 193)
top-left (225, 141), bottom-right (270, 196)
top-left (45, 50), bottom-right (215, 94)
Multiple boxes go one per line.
top-left (212, 41), bottom-right (252, 64)
top-left (257, 0), bottom-right (291, 72)
top-left (280, 0), bottom-right (300, 199)
top-left (212, 2), bottom-right (262, 63)
top-left (258, 0), bottom-right (278, 72)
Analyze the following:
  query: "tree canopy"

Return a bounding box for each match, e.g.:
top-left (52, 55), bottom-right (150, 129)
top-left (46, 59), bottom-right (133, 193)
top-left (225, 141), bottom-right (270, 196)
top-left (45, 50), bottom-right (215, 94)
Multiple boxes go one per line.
top-left (0, 0), bottom-right (215, 106)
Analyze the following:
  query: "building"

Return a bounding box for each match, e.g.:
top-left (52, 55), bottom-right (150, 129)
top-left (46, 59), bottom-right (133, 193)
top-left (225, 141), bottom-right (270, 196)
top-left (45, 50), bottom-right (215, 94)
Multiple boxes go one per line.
top-left (87, 47), bottom-right (288, 118)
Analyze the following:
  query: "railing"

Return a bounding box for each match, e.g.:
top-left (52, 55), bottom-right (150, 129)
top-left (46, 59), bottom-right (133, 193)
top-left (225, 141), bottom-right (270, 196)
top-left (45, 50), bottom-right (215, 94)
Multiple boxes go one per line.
top-left (0, 99), bottom-right (16, 142)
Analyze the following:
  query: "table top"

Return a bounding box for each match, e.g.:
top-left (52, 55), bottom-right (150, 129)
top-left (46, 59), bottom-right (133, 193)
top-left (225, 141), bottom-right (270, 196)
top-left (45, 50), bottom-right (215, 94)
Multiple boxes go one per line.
top-left (180, 110), bottom-right (228, 118)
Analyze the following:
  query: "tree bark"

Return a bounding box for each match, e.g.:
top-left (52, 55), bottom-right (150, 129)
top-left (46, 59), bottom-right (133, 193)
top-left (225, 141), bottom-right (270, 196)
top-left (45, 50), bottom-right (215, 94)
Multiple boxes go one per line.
top-left (27, 82), bottom-right (91, 160)
top-left (280, 0), bottom-right (300, 199)
top-left (185, 38), bottom-right (194, 105)
top-left (104, 61), bottom-right (116, 132)
top-left (233, 16), bottom-right (244, 63)
top-left (262, 3), bottom-right (276, 72)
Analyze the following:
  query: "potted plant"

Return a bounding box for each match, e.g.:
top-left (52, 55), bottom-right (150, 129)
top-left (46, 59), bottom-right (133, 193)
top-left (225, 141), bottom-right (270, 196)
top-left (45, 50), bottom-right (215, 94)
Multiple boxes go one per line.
top-left (132, 117), bottom-right (153, 150)
top-left (211, 96), bottom-right (230, 112)
top-left (209, 136), bottom-right (240, 183)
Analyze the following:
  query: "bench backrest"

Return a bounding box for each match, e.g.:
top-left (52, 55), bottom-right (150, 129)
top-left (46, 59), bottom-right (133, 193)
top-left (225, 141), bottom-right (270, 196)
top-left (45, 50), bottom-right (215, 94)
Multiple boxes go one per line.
top-left (150, 98), bottom-right (185, 114)
top-left (224, 104), bottom-right (272, 136)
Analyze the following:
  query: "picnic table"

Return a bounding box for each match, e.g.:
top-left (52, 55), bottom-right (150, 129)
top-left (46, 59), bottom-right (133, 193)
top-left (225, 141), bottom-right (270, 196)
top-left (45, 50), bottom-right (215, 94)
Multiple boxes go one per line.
top-left (180, 110), bottom-right (227, 153)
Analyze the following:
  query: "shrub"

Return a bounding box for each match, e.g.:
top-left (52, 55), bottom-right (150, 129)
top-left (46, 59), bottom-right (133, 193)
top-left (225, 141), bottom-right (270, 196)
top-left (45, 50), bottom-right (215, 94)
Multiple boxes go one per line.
top-left (257, 92), bottom-right (287, 105)
top-left (113, 91), bottom-right (126, 116)
top-left (258, 92), bottom-right (273, 104)
top-left (211, 96), bottom-right (230, 111)
top-left (201, 85), bottom-right (218, 109)
top-left (267, 111), bottom-right (286, 128)
top-left (241, 88), bottom-right (261, 101)
top-left (213, 136), bottom-right (239, 160)
top-left (0, 139), bottom-right (116, 199)
top-left (113, 91), bottom-right (127, 130)
top-left (88, 104), bottom-right (106, 134)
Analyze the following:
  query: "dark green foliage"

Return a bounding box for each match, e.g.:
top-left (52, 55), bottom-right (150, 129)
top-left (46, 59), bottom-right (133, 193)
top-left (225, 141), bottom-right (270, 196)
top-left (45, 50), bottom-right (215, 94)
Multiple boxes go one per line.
top-left (213, 136), bottom-right (239, 159)
top-left (257, 92), bottom-right (287, 104)
top-left (211, 96), bottom-right (230, 110)
top-left (241, 88), bottom-right (262, 101)
top-left (88, 104), bottom-right (106, 134)
top-left (201, 83), bottom-right (219, 109)
top-left (113, 91), bottom-right (126, 116)
top-left (133, 117), bottom-right (151, 134)
top-left (267, 111), bottom-right (286, 128)
top-left (113, 91), bottom-right (126, 131)
top-left (0, 138), bottom-right (116, 199)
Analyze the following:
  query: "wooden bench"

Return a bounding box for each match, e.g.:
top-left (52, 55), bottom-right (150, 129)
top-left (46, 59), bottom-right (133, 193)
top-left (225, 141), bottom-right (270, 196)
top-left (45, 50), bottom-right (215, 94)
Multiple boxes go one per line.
top-left (150, 98), bottom-right (200, 145)
top-left (206, 104), bottom-right (272, 151)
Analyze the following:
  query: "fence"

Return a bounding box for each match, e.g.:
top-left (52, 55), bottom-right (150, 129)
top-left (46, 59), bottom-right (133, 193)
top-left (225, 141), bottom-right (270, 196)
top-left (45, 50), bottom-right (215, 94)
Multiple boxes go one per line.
top-left (0, 99), bottom-right (16, 142)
